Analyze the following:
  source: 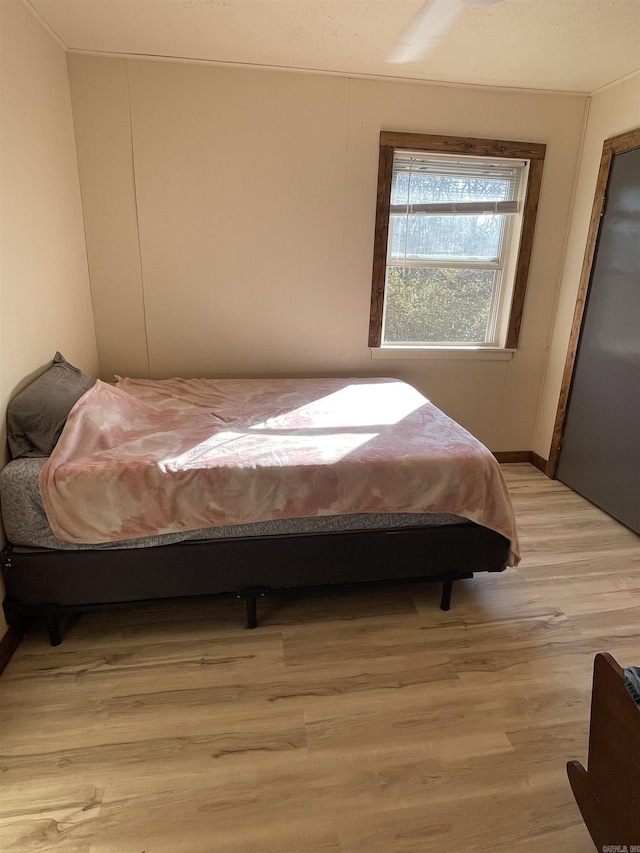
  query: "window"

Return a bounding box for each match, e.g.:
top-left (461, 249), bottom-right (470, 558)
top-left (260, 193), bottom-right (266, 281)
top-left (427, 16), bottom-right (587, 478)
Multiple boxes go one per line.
top-left (369, 132), bottom-right (546, 350)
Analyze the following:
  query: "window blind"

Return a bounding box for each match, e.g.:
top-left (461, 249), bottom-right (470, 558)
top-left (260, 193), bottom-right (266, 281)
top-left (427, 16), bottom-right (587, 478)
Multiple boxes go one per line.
top-left (391, 150), bottom-right (527, 215)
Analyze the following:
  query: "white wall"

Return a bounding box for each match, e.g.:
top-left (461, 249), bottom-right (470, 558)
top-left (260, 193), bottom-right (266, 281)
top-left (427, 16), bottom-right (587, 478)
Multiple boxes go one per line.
top-left (68, 55), bottom-right (587, 453)
top-left (534, 73), bottom-right (640, 459)
top-left (0, 0), bottom-right (99, 637)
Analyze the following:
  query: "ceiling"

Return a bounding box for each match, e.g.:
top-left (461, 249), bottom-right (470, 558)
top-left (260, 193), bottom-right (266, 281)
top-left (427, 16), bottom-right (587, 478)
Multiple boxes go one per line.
top-left (27, 0), bottom-right (640, 94)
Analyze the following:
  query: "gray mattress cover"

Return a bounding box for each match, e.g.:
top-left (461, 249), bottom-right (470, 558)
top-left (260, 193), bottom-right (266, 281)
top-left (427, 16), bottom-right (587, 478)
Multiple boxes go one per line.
top-left (0, 458), bottom-right (467, 551)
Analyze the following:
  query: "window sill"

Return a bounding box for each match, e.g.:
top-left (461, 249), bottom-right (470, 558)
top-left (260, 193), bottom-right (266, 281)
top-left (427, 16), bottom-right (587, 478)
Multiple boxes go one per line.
top-left (370, 347), bottom-right (516, 361)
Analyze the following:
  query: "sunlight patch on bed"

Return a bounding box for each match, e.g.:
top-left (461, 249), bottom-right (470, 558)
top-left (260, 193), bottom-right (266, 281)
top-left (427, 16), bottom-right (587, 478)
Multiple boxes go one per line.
top-left (247, 382), bottom-right (426, 431)
top-left (158, 428), bottom-right (382, 471)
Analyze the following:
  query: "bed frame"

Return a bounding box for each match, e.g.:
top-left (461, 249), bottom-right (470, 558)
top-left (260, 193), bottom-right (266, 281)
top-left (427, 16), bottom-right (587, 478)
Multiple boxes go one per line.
top-left (2, 520), bottom-right (509, 645)
top-left (567, 652), bottom-right (640, 848)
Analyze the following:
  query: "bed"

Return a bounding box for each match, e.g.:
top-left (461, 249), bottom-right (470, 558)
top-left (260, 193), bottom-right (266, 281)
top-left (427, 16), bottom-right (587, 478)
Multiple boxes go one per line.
top-left (567, 652), bottom-right (640, 848)
top-left (1, 354), bottom-right (518, 645)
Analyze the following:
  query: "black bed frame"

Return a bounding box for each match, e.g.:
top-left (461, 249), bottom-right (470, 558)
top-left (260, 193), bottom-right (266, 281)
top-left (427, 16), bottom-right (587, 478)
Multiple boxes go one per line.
top-left (1, 521), bottom-right (509, 645)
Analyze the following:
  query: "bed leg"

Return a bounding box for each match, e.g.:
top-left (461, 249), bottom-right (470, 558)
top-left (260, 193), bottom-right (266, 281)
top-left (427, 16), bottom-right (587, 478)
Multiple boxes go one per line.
top-left (238, 589), bottom-right (261, 629)
top-left (440, 576), bottom-right (453, 611)
top-left (246, 594), bottom-right (257, 630)
top-left (43, 608), bottom-right (62, 646)
top-left (2, 600), bottom-right (31, 636)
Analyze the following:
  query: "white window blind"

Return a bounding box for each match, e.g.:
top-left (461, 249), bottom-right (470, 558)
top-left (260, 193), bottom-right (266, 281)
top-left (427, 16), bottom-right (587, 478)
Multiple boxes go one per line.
top-left (390, 151), bottom-right (526, 217)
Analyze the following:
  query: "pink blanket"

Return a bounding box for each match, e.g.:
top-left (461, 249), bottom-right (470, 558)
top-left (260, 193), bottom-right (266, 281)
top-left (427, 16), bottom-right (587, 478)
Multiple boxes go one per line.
top-left (39, 377), bottom-right (520, 565)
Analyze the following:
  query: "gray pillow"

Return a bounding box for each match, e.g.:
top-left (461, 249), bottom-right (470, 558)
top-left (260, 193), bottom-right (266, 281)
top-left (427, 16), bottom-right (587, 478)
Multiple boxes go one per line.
top-left (7, 352), bottom-right (95, 459)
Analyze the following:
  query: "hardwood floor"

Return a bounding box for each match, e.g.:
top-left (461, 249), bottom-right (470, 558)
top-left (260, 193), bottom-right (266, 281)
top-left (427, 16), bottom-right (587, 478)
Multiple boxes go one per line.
top-left (1, 464), bottom-right (638, 852)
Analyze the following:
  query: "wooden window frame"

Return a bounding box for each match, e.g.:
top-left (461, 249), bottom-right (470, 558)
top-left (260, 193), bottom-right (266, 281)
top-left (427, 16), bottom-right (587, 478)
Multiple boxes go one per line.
top-left (368, 131), bottom-right (546, 349)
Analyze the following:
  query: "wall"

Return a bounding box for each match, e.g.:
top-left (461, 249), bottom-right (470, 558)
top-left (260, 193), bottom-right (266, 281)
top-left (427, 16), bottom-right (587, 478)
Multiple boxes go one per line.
top-left (0, 0), bottom-right (99, 637)
top-left (68, 55), bottom-right (587, 453)
top-left (534, 72), bottom-right (640, 459)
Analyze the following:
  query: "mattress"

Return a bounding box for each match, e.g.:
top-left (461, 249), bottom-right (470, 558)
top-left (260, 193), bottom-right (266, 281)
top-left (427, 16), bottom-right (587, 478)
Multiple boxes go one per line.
top-left (0, 457), bottom-right (467, 551)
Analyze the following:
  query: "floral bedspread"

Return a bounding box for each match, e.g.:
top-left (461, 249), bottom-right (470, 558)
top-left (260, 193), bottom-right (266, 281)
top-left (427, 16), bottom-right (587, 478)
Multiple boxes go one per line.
top-left (39, 376), bottom-right (520, 565)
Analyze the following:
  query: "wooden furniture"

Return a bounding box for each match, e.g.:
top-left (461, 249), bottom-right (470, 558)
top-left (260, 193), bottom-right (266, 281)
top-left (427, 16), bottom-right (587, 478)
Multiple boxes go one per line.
top-left (2, 520), bottom-right (509, 646)
top-left (567, 652), bottom-right (640, 849)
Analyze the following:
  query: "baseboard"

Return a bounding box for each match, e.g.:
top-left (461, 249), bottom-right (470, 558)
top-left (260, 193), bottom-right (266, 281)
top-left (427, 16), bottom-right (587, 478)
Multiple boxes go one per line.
top-left (529, 452), bottom-right (549, 474)
top-left (0, 626), bottom-right (23, 676)
top-left (493, 451), bottom-right (531, 464)
top-left (494, 450), bottom-right (550, 475)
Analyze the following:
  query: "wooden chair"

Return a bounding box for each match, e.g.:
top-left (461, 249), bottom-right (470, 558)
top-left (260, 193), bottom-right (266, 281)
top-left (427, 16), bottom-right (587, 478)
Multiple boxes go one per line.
top-left (567, 652), bottom-right (640, 849)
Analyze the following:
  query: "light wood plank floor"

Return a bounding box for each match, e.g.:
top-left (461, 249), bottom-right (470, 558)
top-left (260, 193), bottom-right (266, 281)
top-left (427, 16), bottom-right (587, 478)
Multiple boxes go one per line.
top-left (1, 464), bottom-right (639, 852)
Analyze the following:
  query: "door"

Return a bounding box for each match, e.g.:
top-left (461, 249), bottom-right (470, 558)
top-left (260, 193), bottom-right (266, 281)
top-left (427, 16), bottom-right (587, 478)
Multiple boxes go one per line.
top-left (556, 144), bottom-right (640, 534)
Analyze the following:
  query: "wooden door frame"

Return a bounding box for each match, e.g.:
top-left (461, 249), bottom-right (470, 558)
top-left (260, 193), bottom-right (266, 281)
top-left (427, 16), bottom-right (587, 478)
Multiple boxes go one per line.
top-left (547, 126), bottom-right (640, 479)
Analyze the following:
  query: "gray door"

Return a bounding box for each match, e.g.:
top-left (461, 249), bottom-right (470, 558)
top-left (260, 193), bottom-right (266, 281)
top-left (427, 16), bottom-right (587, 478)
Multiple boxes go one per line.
top-left (557, 145), bottom-right (640, 534)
